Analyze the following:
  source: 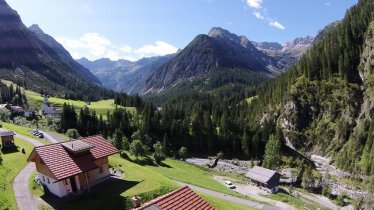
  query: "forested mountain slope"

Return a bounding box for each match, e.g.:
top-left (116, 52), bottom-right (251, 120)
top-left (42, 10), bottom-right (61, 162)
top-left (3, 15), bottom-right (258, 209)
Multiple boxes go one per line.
top-left (246, 0), bottom-right (374, 175)
top-left (0, 0), bottom-right (113, 101)
top-left (142, 27), bottom-right (283, 94)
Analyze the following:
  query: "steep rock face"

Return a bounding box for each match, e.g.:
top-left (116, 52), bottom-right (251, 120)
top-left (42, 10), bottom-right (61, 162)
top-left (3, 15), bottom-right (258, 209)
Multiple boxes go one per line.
top-left (0, 0), bottom-right (109, 100)
top-left (78, 55), bottom-right (173, 94)
top-left (143, 27), bottom-right (281, 94)
top-left (251, 41), bottom-right (283, 51)
top-left (28, 24), bottom-right (101, 85)
top-left (282, 36), bottom-right (315, 57)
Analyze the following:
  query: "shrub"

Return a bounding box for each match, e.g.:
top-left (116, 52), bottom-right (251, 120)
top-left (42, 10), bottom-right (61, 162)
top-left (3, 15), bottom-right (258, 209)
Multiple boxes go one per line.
top-left (178, 147), bottom-right (188, 161)
top-left (66, 128), bottom-right (80, 139)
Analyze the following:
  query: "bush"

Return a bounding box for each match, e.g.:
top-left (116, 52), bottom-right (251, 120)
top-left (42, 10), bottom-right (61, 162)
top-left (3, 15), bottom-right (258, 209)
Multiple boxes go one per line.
top-left (66, 128), bottom-right (80, 139)
top-left (178, 147), bottom-right (188, 161)
top-left (130, 140), bottom-right (146, 158)
top-left (153, 142), bottom-right (166, 164)
top-left (322, 186), bottom-right (331, 197)
top-left (335, 193), bottom-right (347, 206)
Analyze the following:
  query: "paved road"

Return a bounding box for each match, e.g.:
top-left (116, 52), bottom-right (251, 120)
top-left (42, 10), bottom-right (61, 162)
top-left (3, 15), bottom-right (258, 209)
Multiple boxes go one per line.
top-left (290, 189), bottom-right (339, 210)
top-left (41, 131), bottom-right (60, 143)
top-left (213, 176), bottom-right (295, 210)
top-left (174, 180), bottom-right (267, 209)
top-left (1, 128), bottom-right (57, 210)
top-left (13, 163), bottom-right (38, 210)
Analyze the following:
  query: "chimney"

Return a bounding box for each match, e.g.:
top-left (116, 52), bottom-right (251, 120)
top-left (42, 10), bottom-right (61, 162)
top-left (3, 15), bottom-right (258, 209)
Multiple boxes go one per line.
top-left (131, 196), bottom-right (141, 208)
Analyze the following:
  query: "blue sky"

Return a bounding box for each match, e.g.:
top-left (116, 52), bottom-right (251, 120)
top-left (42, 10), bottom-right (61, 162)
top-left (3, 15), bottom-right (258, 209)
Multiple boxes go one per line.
top-left (7, 0), bottom-right (357, 61)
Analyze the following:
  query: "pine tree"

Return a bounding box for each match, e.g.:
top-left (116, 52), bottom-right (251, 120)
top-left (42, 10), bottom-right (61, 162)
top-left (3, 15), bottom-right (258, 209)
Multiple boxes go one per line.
top-left (263, 134), bottom-right (282, 169)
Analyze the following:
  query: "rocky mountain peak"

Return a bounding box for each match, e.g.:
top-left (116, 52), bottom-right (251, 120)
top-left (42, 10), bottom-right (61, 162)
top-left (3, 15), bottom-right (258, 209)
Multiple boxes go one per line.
top-left (282, 36), bottom-right (314, 51)
top-left (208, 27), bottom-right (252, 48)
top-left (29, 24), bottom-right (44, 33)
top-left (0, 0), bottom-right (24, 30)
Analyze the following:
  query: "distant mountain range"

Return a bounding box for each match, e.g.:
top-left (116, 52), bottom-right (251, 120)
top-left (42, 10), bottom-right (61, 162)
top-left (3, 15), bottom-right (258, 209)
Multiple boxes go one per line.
top-left (142, 27), bottom-right (314, 94)
top-left (81, 27), bottom-right (314, 95)
top-left (77, 55), bottom-right (173, 95)
top-left (0, 0), bottom-right (111, 100)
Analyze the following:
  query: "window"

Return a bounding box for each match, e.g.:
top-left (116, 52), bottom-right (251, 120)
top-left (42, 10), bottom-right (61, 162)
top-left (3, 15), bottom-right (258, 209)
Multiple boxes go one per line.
top-left (99, 166), bottom-right (103, 174)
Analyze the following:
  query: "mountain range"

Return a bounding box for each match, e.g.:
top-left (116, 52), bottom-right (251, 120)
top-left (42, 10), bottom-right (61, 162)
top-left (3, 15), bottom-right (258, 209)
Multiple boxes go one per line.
top-left (77, 55), bottom-right (173, 95)
top-left (0, 0), bottom-right (111, 100)
top-left (80, 27), bottom-right (314, 95)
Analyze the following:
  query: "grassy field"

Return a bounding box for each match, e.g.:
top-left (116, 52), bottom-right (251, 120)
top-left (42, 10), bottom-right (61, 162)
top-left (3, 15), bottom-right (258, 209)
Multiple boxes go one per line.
top-left (200, 193), bottom-right (255, 210)
top-left (31, 153), bottom-right (254, 210)
top-left (2, 122), bottom-right (51, 145)
top-left (123, 152), bottom-right (263, 204)
top-left (0, 138), bottom-right (34, 210)
top-left (2, 80), bottom-right (136, 116)
top-left (265, 192), bottom-right (327, 210)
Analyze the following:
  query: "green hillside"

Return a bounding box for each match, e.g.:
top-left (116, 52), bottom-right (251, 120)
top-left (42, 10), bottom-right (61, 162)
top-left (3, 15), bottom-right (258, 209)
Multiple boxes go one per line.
top-left (1, 80), bottom-right (136, 116)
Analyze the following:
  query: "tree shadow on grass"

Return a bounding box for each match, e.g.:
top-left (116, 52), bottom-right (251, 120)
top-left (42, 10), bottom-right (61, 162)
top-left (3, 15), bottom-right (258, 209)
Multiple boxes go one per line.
top-left (40, 178), bottom-right (142, 210)
top-left (121, 152), bottom-right (173, 168)
top-left (158, 162), bottom-right (172, 168)
top-left (1, 145), bottom-right (19, 154)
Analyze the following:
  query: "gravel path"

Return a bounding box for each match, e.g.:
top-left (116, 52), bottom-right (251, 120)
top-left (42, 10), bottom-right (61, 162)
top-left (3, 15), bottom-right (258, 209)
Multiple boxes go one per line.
top-left (174, 180), bottom-right (270, 209)
top-left (213, 176), bottom-right (295, 210)
top-left (1, 128), bottom-right (56, 210)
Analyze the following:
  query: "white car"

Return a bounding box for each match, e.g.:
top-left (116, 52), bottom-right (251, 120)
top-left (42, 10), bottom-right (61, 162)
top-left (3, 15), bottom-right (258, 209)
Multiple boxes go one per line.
top-left (225, 181), bottom-right (236, 189)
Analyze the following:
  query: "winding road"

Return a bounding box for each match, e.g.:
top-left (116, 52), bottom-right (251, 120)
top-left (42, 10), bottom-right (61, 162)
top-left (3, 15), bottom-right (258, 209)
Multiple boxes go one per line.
top-left (1, 129), bottom-right (57, 210)
top-left (174, 180), bottom-right (268, 209)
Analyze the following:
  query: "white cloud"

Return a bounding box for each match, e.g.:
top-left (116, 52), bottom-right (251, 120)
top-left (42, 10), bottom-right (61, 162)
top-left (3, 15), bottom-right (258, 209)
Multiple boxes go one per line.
top-left (135, 41), bottom-right (178, 57)
top-left (56, 33), bottom-right (177, 61)
top-left (120, 45), bottom-right (133, 53)
top-left (124, 56), bottom-right (137, 62)
top-left (269, 20), bottom-right (286, 30)
top-left (253, 11), bottom-right (265, 20)
top-left (245, 1), bottom-right (286, 31)
top-left (247, 0), bottom-right (262, 9)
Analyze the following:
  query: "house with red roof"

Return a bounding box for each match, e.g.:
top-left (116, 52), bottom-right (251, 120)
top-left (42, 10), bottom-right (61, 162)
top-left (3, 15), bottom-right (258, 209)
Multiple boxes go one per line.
top-left (132, 186), bottom-right (215, 210)
top-left (27, 135), bottom-right (118, 198)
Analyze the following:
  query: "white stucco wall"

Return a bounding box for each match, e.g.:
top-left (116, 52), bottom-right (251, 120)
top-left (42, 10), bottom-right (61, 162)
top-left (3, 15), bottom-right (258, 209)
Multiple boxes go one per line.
top-left (87, 163), bottom-right (110, 185)
top-left (38, 173), bottom-right (68, 198)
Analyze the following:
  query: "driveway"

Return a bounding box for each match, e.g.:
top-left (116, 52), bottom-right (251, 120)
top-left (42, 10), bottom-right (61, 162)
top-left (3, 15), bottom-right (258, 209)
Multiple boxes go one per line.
top-left (0, 128), bottom-right (54, 210)
top-left (214, 176), bottom-right (296, 210)
top-left (288, 188), bottom-right (339, 210)
top-left (174, 180), bottom-right (269, 209)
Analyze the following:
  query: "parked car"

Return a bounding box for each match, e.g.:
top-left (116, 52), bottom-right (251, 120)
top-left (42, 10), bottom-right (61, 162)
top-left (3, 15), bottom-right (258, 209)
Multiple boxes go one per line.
top-left (31, 130), bottom-right (39, 135)
top-left (225, 181), bottom-right (236, 189)
top-left (37, 133), bottom-right (44, 138)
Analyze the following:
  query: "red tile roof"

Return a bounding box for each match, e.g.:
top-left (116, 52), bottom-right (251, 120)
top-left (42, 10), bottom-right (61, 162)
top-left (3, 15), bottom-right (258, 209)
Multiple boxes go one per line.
top-left (81, 135), bottom-right (119, 159)
top-left (28, 135), bottom-right (118, 181)
top-left (134, 186), bottom-right (215, 210)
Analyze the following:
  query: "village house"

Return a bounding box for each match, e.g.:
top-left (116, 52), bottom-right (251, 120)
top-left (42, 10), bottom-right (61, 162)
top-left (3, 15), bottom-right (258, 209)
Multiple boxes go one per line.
top-left (24, 109), bottom-right (36, 118)
top-left (41, 94), bottom-right (54, 115)
top-left (27, 135), bottom-right (118, 198)
top-left (0, 130), bottom-right (16, 147)
top-left (132, 186), bottom-right (215, 210)
top-left (246, 166), bottom-right (280, 193)
top-left (0, 103), bottom-right (24, 115)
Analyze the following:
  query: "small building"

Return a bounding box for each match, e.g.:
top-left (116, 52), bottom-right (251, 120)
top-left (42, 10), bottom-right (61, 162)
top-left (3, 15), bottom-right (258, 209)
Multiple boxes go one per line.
top-left (41, 94), bottom-right (54, 115)
top-left (246, 166), bottom-right (280, 193)
top-left (132, 186), bottom-right (215, 210)
top-left (27, 135), bottom-right (119, 198)
top-left (10, 105), bottom-right (24, 114)
top-left (24, 109), bottom-right (36, 118)
top-left (0, 130), bottom-right (16, 147)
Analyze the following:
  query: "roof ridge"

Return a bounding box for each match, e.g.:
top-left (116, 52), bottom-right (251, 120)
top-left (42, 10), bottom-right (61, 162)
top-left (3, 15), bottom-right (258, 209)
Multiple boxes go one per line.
top-left (137, 186), bottom-right (190, 209)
